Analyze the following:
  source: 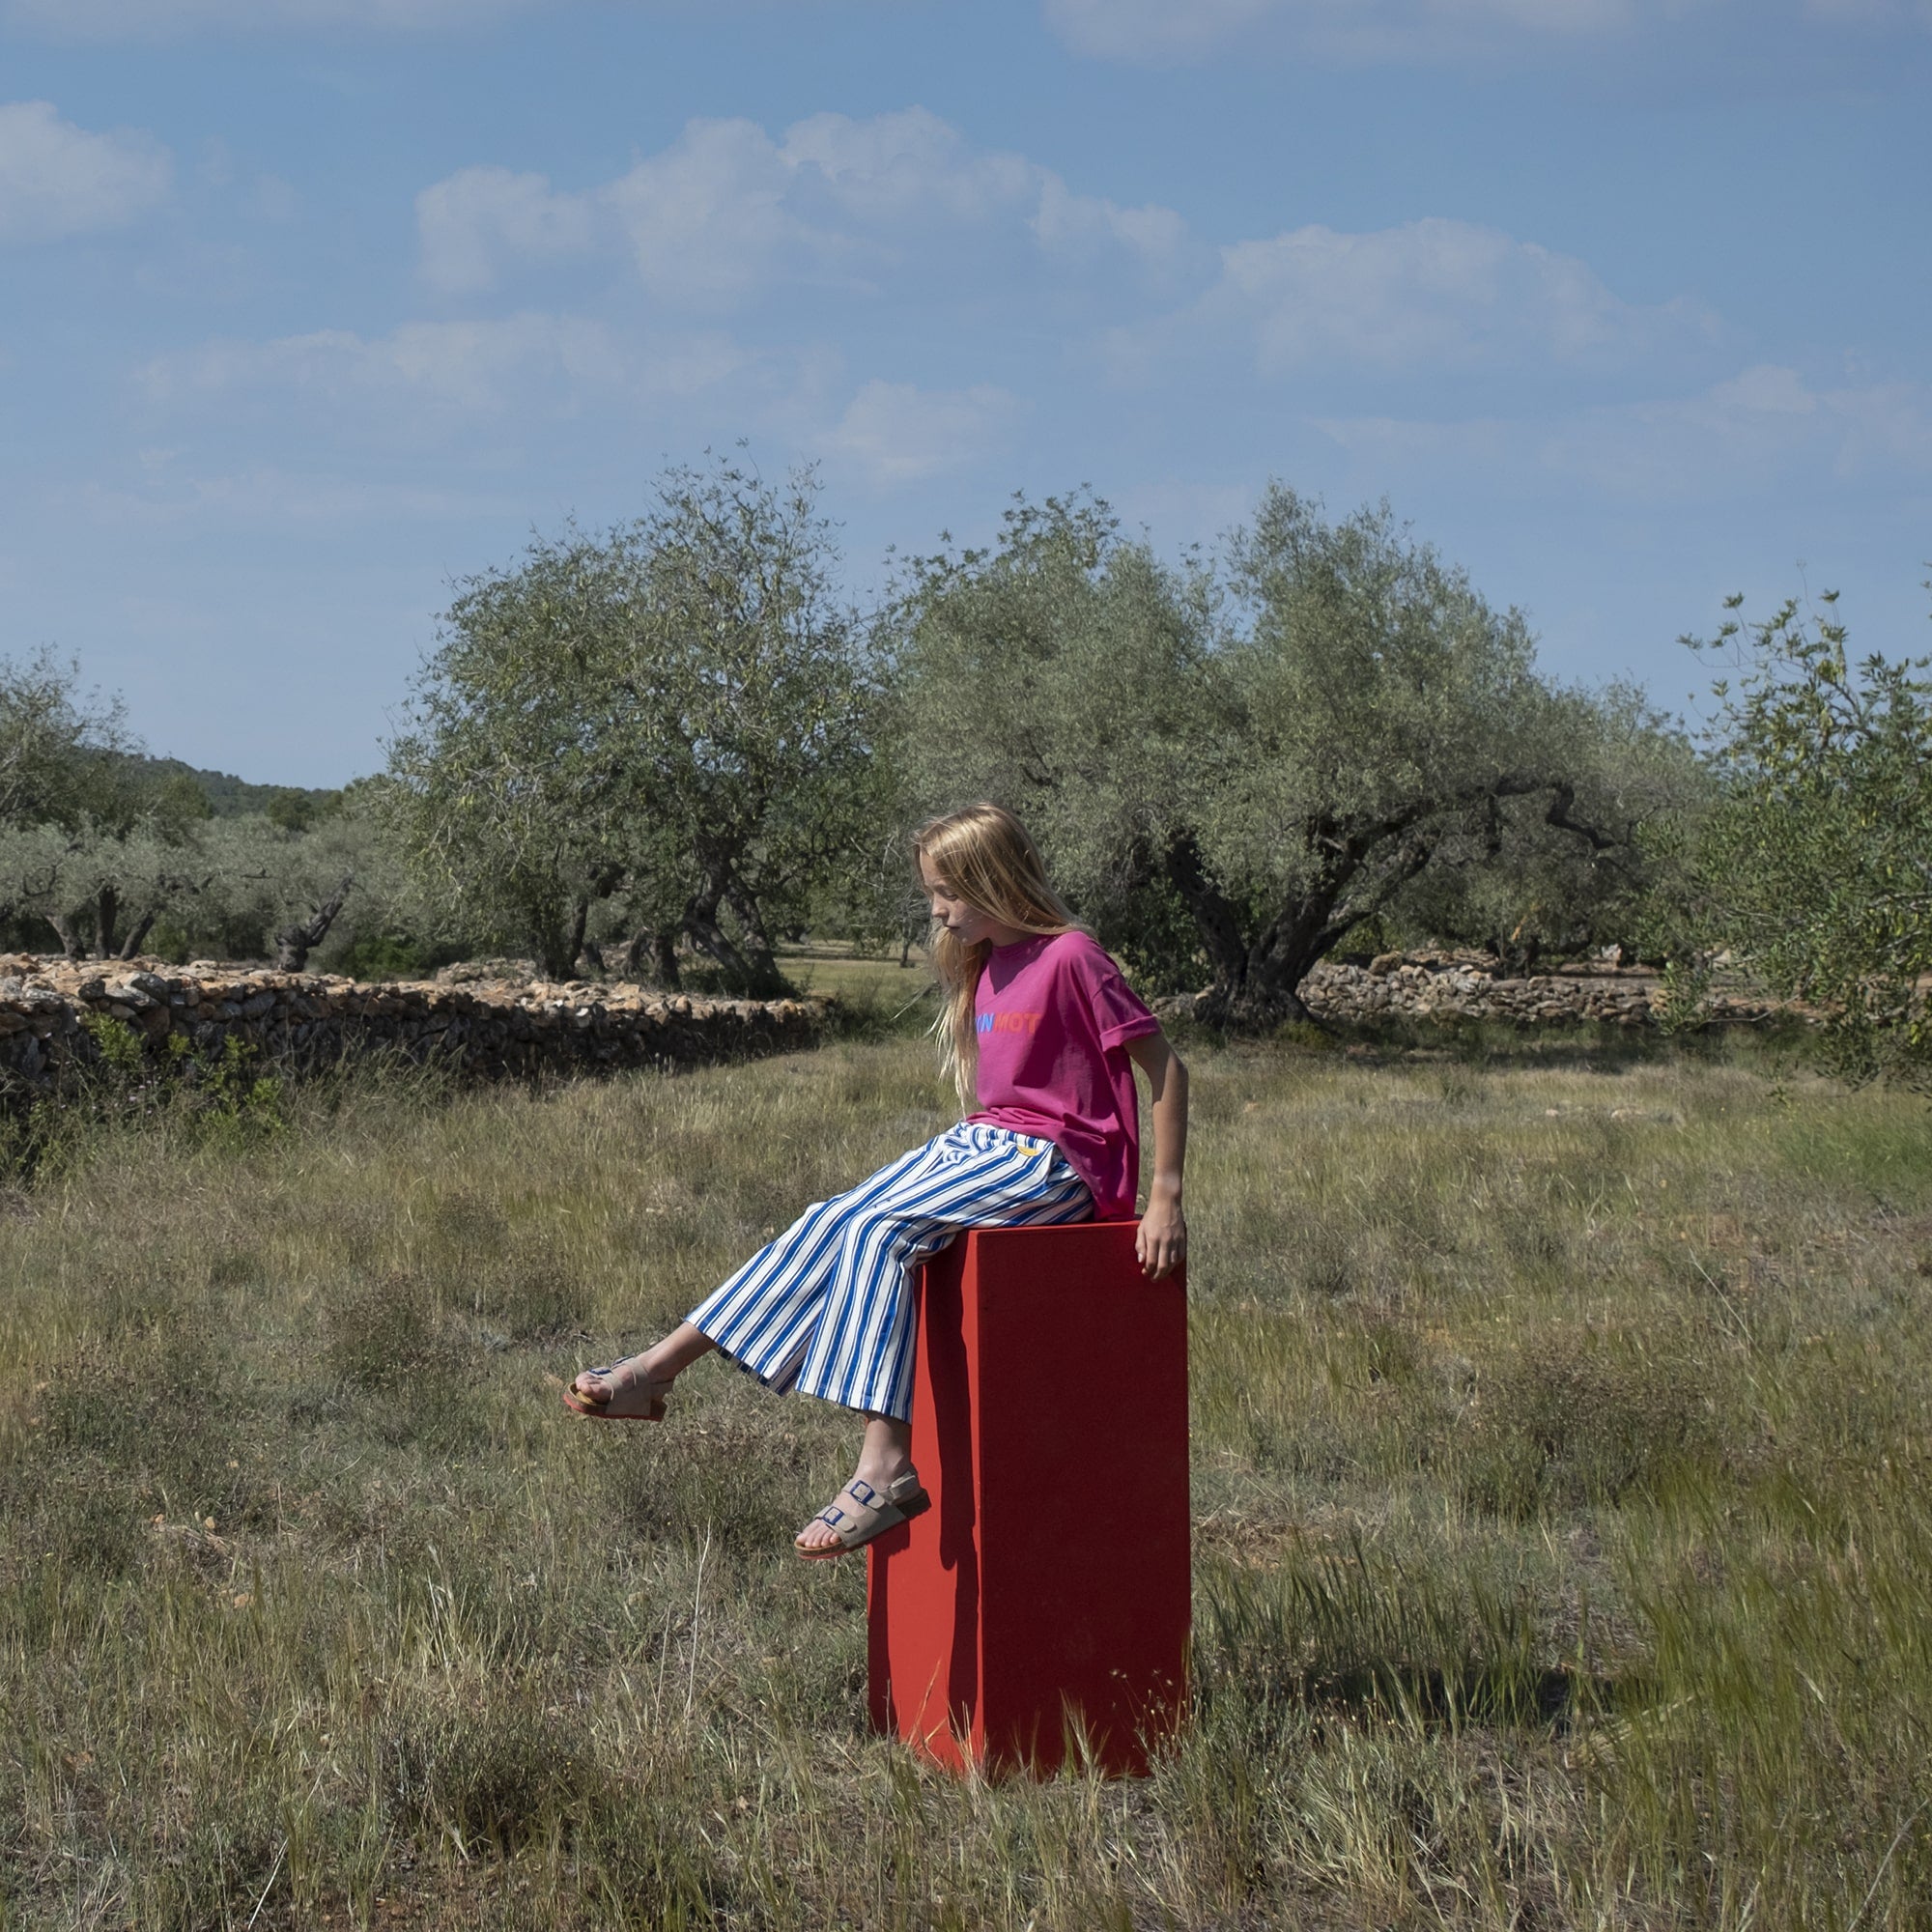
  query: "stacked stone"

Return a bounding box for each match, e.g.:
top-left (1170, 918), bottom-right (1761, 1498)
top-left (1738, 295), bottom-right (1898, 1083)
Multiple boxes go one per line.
top-left (0, 956), bottom-right (825, 1090)
top-left (1297, 952), bottom-right (1795, 1028)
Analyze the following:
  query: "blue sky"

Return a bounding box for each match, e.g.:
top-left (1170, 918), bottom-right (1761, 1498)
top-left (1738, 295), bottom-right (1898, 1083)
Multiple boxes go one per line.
top-left (3, 0), bottom-right (1928, 786)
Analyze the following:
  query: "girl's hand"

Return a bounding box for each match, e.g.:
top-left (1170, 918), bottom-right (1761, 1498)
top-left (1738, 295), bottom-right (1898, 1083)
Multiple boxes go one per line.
top-left (1137, 1190), bottom-right (1187, 1279)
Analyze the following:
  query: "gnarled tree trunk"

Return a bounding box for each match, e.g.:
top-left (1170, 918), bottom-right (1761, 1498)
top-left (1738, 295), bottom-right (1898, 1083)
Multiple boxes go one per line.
top-left (1166, 775), bottom-right (1622, 1029)
top-left (94, 884), bottom-right (120, 961)
top-left (682, 850), bottom-right (788, 996)
top-left (119, 909), bottom-right (160, 959)
top-left (44, 909), bottom-right (85, 959)
top-left (273, 873), bottom-right (353, 973)
top-left (622, 926), bottom-right (681, 987)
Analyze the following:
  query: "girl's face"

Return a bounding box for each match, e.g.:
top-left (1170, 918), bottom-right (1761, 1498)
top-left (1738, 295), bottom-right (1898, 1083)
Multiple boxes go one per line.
top-left (919, 853), bottom-right (1025, 950)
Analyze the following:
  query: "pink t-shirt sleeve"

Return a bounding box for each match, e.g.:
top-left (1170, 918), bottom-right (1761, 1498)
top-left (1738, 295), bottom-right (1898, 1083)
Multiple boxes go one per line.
top-left (1073, 942), bottom-right (1160, 1052)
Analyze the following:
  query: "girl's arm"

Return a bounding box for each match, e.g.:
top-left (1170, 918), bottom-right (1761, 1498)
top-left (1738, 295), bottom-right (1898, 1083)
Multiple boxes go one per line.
top-left (1125, 1030), bottom-right (1188, 1279)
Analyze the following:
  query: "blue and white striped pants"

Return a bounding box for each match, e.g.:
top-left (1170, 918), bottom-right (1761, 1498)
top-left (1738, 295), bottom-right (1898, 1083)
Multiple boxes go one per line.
top-left (687, 1122), bottom-right (1093, 1422)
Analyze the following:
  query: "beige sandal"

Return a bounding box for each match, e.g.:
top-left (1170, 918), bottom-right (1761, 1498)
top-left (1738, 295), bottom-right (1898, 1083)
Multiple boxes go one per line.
top-left (562, 1358), bottom-right (671, 1421)
top-left (795, 1470), bottom-right (930, 1561)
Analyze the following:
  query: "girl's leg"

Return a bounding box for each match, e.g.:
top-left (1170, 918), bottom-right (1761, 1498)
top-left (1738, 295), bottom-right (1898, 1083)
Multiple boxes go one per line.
top-left (792, 1129), bottom-right (1090, 1552)
top-left (854, 1412), bottom-right (914, 1488)
top-left (795, 1128), bottom-right (1092, 1419)
top-left (571, 1141), bottom-right (940, 1413)
top-left (576, 1126), bottom-right (1092, 1553)
top-left (687, 1140), bottom-right (939, 1395)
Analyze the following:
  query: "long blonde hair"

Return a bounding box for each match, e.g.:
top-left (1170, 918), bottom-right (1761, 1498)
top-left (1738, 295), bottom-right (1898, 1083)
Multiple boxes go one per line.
top-left (916, 803), bottom-right (1078, 1111)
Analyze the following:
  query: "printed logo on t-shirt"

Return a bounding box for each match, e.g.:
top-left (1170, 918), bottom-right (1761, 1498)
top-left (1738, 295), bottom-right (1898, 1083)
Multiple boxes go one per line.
top-left (977, 1009), bottom-right (1043, 1037)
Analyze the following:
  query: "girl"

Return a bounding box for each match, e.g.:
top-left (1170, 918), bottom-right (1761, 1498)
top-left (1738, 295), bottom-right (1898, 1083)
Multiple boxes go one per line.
top-left (565, 802), bottom-right (1189, 1559)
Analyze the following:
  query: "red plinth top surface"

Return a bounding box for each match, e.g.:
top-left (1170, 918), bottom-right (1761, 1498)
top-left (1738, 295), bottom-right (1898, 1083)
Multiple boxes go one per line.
top-left (867, 1220), bottom-right (1189, 1777)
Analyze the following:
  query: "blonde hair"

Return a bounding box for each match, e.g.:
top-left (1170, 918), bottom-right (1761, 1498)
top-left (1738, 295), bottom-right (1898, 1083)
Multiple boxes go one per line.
top-left (915, 802), bottom-right (1078, 1112)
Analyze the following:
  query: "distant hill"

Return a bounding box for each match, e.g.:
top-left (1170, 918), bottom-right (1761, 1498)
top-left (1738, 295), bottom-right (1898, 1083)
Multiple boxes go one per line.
top-left (139, 756), bottom-right (346, 819)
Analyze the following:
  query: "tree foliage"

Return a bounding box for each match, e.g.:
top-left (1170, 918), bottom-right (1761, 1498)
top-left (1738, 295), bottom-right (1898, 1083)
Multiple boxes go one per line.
top-left (1664, 590), bottom-right (1932, 1082)
top-left (0, 647), bottom-right (137, 833)
top-left (0, 651), bottom-right (218, 959)
top-left (176, 803), bottom-right (403, 971)
top-left (1397, 679), bottom-right (1705, 970)
top-left (0, 652), bottom-right (391, 967)
top-left (896, 487), bottom-right (1687, 1018)
top-left (384, 457), bottom-right (886, 986)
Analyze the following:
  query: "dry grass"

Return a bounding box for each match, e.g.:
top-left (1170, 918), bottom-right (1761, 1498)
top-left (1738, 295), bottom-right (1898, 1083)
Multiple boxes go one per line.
top-left (776, 945), bottom-right (932, 1012)
top-left (2, 1026), bottom-right (1930, 1928)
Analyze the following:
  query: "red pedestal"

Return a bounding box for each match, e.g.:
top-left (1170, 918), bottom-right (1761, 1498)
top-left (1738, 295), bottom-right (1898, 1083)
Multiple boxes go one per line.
top-left (867, 1221), bottom-right (1189, 1777)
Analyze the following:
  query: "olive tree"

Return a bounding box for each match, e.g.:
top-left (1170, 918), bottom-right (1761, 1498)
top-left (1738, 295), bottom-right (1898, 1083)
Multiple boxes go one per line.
top-left (182, 803), bottom-right (403, 971)
top-left (383, 527), bottom-right (634, 979)
top-left (0, 651), bottom-right (407, 971)
top-left (0, 815), bottom-right (210, 959)
top-left (384, 457), bottom-right (886, 988)
top-left (0, 648), bottom-right (136, 832)
top-left (1663, 589), bottom-right (1932, 1082)
top-left (0, 653), bottom-right (220, 958)
top-left (1393, 681), bottom-right (1707, 970)
top-left (897, 487), bottom-right (1670, 1022)
top-left (892, 494), bottom-right (1219, 984)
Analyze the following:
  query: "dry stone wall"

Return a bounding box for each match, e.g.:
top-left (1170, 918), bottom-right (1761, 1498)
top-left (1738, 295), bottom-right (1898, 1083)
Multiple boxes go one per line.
top-left (0, 947), bottom-right (1798, 1095)
top-left (0, 955), bottom-right (824, 1091)
top-left (1295, 951), bottom-right (1790, 1028)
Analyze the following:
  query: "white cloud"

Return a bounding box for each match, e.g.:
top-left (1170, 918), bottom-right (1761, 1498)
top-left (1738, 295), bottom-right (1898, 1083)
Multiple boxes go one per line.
top-left (416, 166), bottom-right (595, 295)
top-left (604, 117), bottom-right (838, 306)
top-left (1033, 170), bottom-right (1192, 269)
top-left (19, 0), bottom-right (1924, 49)
top-left (1116, 477), bottom-right (1260, 550)
top-left (414, 107), bottom-right (1194, 305)
top-left (251, 175), bottom-right (298, 222)
top-left (1045, 0), bottom-right (1277, 60)
top-left (139, 312), bottom-right (746, 417)
top-left (822, 380), bottom-right (1026, 485)
top-left (1708, 362), bottom-right (1815, 415)
top-left (0, 99), bottom-right (171, 243)
top-left (1111, 216), bottom-right (1716, 381)
top-left (1314, 364), bottom-right (1932, 502)
top-left (1627, 365), bottom-right (1932, 481)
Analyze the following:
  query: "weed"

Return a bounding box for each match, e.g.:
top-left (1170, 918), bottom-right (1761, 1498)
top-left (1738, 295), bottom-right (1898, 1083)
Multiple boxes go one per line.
top-left (1464, 1331), bottom-right (1713, 1517)
top-left (326, 1268), bottom-right (448, 1393)
top-left (383, 1696), bottom-right (595, 1854)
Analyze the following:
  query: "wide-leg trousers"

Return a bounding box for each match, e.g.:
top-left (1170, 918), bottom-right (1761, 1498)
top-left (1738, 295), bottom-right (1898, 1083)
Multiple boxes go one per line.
top-left (687, 1122), bottom-right (1093, 1422)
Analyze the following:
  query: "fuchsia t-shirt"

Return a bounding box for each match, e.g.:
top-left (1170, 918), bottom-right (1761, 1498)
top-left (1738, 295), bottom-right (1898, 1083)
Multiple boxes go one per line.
top-left (966, 929), bottom-right (1160, 1220)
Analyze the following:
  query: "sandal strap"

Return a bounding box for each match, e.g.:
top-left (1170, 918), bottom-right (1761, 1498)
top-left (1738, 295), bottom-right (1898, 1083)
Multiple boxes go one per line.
top-left (568, 1358), bottom-right (668, 1415)
top-left (840, 1471), bottom-right (922, 1513)
top-left (808, 1472), bottom-right (923, 1548)
top-left (586, 1358), bottom-right (662, 1394)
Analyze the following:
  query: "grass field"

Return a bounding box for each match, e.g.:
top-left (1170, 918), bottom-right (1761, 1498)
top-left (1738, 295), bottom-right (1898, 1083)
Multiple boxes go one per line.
top-left (3, 1021), bottom-right (1931, 1928)
top-left (775, 944), bottom-right (933, 1012)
